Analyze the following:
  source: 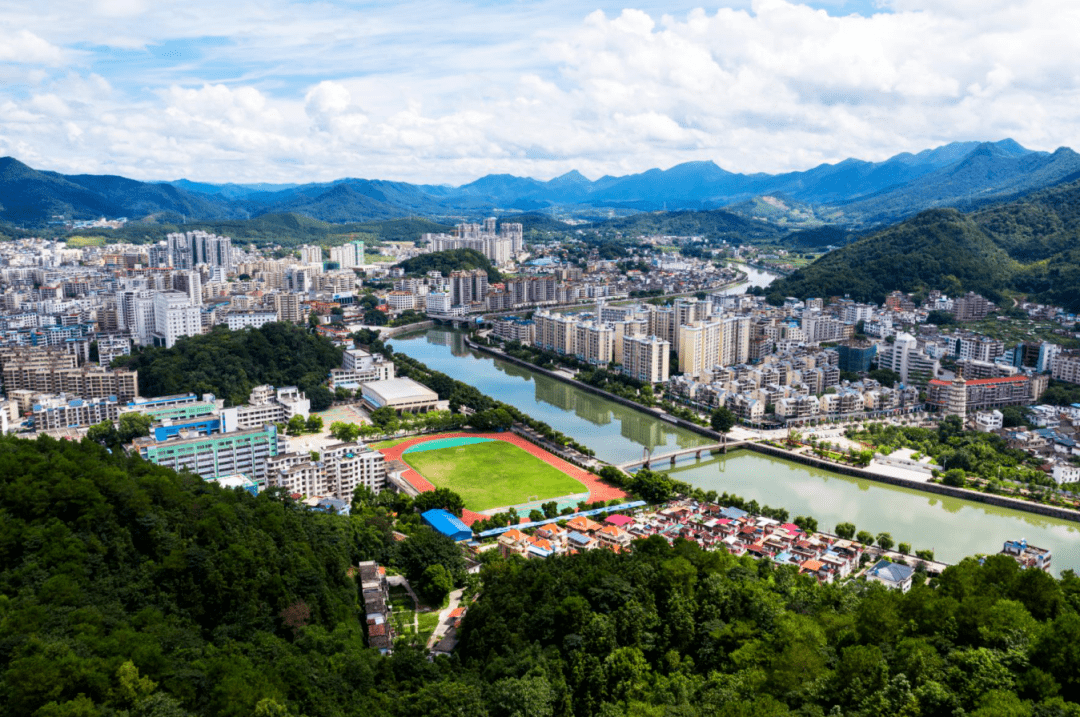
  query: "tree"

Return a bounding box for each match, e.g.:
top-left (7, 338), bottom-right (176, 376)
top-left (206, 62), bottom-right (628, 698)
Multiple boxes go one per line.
top-left (369, 406), bottom-right (397, 430)
top-left (86, 420), bottom-right (118, 447)
top-left (287, 414), bottom-right (307, 436)
top-left (329, 421), bottom-right (361, 442)
top-left (419, 564), bottom-right (453, 605)
top-left (925, 310), bottom-right (956, 326)
top-left (412, 488), bottom-right (466, 517)
top-left (943, 468), bottom-right (967, 488)
top-left (117, 412), bottom-right (153, 443)
top-left (876, 533), bottom-right (895, 552)
top-left (710, 406), bottom-right (737, 434)
top-left (856, 530), bottom-right (875, 546)
top-left (529, 509), bottom-right (545, 522)
top-left (305, 414), bottom-right (323, 433)
top-left (835, 522), bottom-right (857, 540)
top-left (794, 515), bottom-right (819, 533)
top-left (898, 542), bottom-right (911, 555)
top-left (334, 386), bottom-right (353, 401)
top-left (308, 311), bottom-right (321, 330)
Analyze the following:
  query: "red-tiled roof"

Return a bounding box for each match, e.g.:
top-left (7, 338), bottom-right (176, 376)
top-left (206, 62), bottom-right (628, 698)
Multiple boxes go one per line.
top-left (930, 375), bottom-right (1028, 386)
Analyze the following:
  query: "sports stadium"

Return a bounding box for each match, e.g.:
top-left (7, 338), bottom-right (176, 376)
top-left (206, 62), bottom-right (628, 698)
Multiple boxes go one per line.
top-left (378, 432), bottom-right (626, 525)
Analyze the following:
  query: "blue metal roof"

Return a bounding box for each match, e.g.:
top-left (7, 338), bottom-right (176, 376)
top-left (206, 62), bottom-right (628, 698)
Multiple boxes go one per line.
top-left (421, 509), bottom-right (473, 541)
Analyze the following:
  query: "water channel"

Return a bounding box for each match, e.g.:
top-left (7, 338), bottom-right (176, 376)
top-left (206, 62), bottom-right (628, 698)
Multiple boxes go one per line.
top-left (387, 266), bottom-right (1080, 571)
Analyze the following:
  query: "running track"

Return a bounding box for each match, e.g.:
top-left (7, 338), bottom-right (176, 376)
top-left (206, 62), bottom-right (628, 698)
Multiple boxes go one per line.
top-left (379, 432), bottom-right (627, 526)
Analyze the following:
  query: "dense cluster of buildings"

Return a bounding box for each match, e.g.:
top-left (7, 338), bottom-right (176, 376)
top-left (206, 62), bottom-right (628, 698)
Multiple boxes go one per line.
top-left (423, 218), bottom-right (523, 266)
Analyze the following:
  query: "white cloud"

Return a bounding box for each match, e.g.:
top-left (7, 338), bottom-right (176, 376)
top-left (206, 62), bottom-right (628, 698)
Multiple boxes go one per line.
top-left (0, 0), bottom-right (1078, 184)
top-left (0, 29), bottom-right (65, 65)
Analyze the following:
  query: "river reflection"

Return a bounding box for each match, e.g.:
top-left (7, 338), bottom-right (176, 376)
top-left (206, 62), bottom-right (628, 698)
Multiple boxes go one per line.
top-left (389, 329), bottom-right (712, 463)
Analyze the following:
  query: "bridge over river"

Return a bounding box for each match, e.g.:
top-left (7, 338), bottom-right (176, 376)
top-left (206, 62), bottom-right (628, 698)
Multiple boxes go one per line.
top-left (617, 441), bottom-right (747, 471)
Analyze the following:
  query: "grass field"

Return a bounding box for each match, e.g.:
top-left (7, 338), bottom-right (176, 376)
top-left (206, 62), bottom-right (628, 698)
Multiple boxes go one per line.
top-left (403, 441), bottom-right (586, 512)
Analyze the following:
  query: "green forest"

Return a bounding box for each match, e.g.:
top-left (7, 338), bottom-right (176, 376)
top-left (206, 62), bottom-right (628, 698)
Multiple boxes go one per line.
top-left (5, 435), bottom-right (1080, 716)
top-left (395, 248), bottom-right (503, 282)
top-left (766, 178), bottom-right (1080, 307)
top-left (114, 322), bottom-right (342, 410)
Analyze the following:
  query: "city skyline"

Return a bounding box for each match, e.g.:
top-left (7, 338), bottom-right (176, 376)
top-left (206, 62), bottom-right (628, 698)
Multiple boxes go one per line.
top-left (1, 0), bottom-right (1077, 184)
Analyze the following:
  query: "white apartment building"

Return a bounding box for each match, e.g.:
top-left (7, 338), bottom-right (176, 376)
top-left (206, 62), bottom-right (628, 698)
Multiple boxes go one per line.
top-left (300, 245), bottom-right (323, 265)
top-left (220, 385), bottom-right (310, 431)
top-left (1052, 354), bottom-right (1080, 385)
top-left (386, 291), bottom-right (416, 312)
top-left (330, 241), bottom-right (365, 270)
top-left (223, 311), bottom-right (278, 331)
top-left (151, 291), bottom-right (202, 348)
top-left (96, 334), bottom-right (131, 366)
top-left (878, 332), bottom-right (940, 385)
top-left (426, 291), bottom-right (453, 314)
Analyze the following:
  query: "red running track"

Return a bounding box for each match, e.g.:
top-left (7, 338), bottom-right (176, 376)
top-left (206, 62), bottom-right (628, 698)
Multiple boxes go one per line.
top-left (378, 432), bottom-right (627, 526)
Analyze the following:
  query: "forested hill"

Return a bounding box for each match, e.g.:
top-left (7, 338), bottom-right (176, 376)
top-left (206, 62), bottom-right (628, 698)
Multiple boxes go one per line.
top-left (7, 434), bottom-right (1080, 716)
top-left (765, 177), bottom-right (1080, 308)
top-left (113, 322), bottom-right (342, 410)
top-left (396, 248), bottom-right (503, 282)
top-left (591, 208), bottom-right (783, 243)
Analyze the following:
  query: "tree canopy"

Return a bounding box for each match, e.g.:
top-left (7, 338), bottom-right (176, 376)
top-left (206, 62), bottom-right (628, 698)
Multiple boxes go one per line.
top-left (115, 322), bottom-right (342, 410)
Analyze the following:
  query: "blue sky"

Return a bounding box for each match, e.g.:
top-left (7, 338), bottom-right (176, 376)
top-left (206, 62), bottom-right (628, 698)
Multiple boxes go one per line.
top-left (0, 0), bottom-right (1076, 184)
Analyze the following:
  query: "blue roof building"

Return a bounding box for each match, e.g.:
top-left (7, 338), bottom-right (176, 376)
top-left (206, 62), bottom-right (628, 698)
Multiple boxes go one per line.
top-left (866, 559), bottom-right (915, 592)
top-left (421, 509), bottom-right (473, 542)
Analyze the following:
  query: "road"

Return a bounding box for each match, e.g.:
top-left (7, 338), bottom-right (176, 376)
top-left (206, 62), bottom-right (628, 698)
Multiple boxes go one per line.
top-left (427, 588), bottom-right (465, 649)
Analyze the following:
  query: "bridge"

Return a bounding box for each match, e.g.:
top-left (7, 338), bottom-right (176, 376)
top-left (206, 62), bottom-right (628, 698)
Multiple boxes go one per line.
top-left (616, 440), bottom-right (746, 471)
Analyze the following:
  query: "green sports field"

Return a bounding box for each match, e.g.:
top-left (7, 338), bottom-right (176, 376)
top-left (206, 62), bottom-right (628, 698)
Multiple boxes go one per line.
top-left (402, 441), bottom-right (586, 512)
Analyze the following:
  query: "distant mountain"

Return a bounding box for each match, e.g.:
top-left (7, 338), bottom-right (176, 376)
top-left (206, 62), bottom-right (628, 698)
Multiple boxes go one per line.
top-left (168, 179), bottom-right (300, 199)
top-left (836, 142), bottom-right (1080, 223)
top-left (765, 176), bottom-right (1080, 308)
top-left (0, 157), bottom-right (237, 223)
top-left (4, 138), bottom-right (1079, 228)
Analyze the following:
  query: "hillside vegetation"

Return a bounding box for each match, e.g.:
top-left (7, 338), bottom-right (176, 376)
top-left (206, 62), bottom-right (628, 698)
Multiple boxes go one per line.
top-left (396, 248), bottom-right (503, 282)
top-left (6, 435), bottom-right (1080, 716)
top-left (766, 178), bottom-right (1080, 308)
top-left (114, 322), bottom-right (341, 410)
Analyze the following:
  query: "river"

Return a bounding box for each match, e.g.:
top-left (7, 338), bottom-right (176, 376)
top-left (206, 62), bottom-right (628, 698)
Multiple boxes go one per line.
top-left (388, 329), bottom-right (713, 464)
top-left (387, 264), bottom-right (1080, 571)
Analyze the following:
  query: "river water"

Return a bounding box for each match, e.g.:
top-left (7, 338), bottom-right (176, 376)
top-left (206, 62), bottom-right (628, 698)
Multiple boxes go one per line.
top-left (387, 266), bottom-right (1080, 571)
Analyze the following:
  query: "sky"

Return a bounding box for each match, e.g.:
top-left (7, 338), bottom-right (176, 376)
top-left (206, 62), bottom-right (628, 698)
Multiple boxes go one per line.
top-left (1, 0), bottom-right (1077, 185)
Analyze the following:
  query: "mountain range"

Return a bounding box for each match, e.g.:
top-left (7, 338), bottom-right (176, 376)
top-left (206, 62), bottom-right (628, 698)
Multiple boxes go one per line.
top-left (3, 139), bottom-right (1080, 228)
top-left (764, 176), bottom-right (1080, 309)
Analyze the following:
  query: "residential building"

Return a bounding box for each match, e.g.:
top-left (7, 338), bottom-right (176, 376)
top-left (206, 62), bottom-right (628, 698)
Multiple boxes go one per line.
top-left (329, 240), bottom-right (364, 270)
top-left (274, 293), bottom-right (304, 323)
top-left (865, 559), bottom-right (914, 592)
top-left (151, 291), bottom-right (201, 348)
top-left (622, 334), bottom-right (670, 384)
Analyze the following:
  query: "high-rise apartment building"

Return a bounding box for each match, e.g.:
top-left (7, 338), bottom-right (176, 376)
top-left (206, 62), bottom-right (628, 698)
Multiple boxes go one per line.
top-left (274, 293), bottom-right (304, 324)
top-left (329, 241), bottom-right (364, 270)
top-left (622, 335), bottom-right (670, 384)
top-left (152, 291), bottom-right (202, 348)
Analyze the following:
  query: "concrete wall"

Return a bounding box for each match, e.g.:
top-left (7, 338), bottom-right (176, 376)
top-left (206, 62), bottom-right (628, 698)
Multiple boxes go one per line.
top-left (380, 321), bottom-right (436, 338)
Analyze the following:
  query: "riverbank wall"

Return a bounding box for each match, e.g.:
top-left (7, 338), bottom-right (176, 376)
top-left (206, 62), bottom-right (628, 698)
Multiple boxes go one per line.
top-left (464, 338), bottom-right (728, 443)
top-left (381, 321), bottom-right (436, 338)
top-left (744, 442), bottom-right (1080, 525)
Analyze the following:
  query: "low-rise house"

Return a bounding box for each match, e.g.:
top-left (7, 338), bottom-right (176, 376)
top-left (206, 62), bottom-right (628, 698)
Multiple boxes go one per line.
top-left (865, 559), bottom-right (915, 592)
